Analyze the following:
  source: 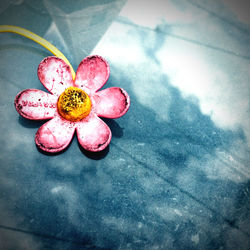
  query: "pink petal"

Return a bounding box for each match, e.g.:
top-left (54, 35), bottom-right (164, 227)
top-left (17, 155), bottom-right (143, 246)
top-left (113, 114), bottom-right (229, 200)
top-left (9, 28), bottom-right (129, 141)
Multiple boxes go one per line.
top-left (35, 116), bottom-right (75, 153)
top-left (74, 55), bottom-right (110, 93)
top-left (14, 89), bottom-right (58, 120)
top-left (37, 56), bottom-right (73, 96)
top-left (92, 87), bottom-right (130, 119)
top-left (76, 114), bottom-right (111, 152)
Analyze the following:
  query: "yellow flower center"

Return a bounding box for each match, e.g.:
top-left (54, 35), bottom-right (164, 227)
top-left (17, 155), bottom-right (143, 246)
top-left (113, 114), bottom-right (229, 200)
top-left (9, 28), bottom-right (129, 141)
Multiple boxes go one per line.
top-left (57, 87), bottom-right (91, 121)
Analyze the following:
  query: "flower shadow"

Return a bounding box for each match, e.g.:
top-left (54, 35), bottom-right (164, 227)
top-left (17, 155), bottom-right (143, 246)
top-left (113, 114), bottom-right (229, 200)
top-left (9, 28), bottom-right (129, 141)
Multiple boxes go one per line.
top-left (101, 118), bottom-right (124, 138)
top-left (18, 116), bottom-right (45, 128)
top-left (78, 142), bottom-right (110, 160)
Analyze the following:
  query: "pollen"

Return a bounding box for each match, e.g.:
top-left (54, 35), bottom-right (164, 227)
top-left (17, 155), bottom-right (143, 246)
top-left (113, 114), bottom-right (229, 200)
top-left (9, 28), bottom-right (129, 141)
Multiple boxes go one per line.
top-left (57, 87), bottom-right (91, 121)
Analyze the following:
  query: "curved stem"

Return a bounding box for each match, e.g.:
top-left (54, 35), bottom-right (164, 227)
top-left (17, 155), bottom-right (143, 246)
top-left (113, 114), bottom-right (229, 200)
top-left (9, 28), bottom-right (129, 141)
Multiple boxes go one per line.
top-left (0, 25), bottom-right (76, 80)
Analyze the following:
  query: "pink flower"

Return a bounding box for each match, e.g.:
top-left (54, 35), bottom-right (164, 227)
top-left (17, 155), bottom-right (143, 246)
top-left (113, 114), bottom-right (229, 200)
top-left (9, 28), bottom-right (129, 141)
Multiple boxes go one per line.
top-left (14, 55), bottom-right (130, 153)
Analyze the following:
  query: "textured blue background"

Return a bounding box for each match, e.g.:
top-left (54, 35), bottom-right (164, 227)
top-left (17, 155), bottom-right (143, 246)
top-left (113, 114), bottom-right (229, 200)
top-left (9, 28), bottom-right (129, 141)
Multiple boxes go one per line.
top-left (0, 0), bottom-right (249, 249)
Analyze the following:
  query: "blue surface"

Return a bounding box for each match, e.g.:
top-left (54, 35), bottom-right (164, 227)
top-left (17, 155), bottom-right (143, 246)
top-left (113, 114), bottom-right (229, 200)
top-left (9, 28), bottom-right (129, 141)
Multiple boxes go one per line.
top-left (0, 0), bottom-right (250, 249)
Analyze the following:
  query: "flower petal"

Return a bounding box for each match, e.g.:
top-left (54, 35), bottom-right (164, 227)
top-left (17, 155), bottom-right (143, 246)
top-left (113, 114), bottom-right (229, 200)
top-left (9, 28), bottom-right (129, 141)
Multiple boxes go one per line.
top-left (35, 116), bottom-right (75, 153)
top-left (74, 55), bottom-right (110, 93)
top-left (14, 89), bottom-right (58, 120)
top-left (37, 56), bottom-right (73, 96)
top-left (93, 87), bottom-right (130, 119)
top-left (76, 114), bottom-right (111, 152)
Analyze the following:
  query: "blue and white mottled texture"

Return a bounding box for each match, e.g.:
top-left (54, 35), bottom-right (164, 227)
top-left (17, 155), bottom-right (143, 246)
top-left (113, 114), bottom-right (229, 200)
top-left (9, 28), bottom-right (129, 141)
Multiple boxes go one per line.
top-left (0, 0), bottom-right (249, 249)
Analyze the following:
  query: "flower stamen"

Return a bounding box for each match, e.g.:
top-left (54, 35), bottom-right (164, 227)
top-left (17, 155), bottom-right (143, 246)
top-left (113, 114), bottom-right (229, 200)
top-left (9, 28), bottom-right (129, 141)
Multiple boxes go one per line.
top-left (57, 87), bottom-right (91, 121)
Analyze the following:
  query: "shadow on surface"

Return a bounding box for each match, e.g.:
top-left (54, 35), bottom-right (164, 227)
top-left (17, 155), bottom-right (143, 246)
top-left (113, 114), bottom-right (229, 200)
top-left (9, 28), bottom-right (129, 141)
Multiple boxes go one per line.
top-left (18, 116), bottom-right (46, 129)
top-left (102, 118), bottom-right (124, 138)
top-left (0, 224), bottom-right (104, 249)
top-left (186, 0), bottom-right (250, 35)
top-left (79, 141), bottom-right (110, 160)
top-left (107, 66), bottom-right (249, 235)
top-left (117, 16), bottom-right (250, 60)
